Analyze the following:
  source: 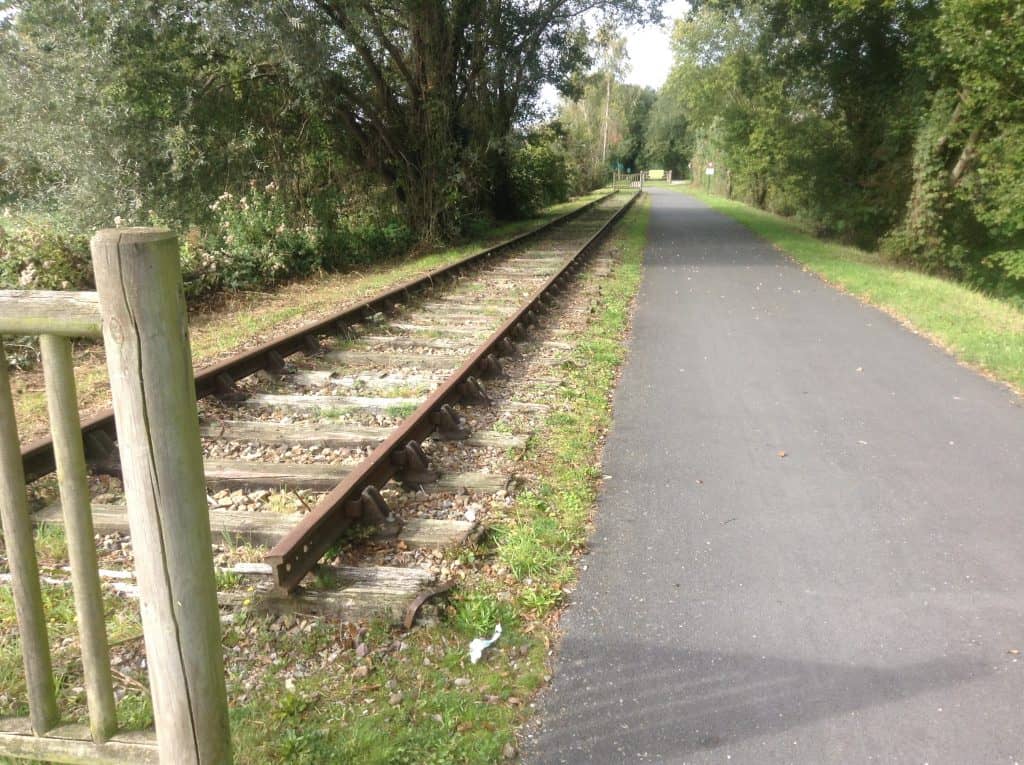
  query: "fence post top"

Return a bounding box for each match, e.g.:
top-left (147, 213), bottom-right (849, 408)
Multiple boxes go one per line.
top-left (91, 227), bottom-right (176, 247)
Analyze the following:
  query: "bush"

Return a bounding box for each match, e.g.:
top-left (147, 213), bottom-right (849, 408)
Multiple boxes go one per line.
top-left (3, 182), bottom-right (416, 305)
top-left (506, 140), bottom-right (571, 219)
top-left (181, 183), bottom-right (317, 297)
top-left (181, 182), bottom-right (414, 299)
top-left (0, 216), bottom-right (92, 290)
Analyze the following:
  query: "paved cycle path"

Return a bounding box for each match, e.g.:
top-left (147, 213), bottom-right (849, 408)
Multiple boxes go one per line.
top-left (524, 187), bottom-right (1024, 763)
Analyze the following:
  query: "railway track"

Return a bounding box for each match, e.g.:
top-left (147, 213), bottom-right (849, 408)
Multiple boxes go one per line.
top-left (25, 189), bottom-right (638, 620)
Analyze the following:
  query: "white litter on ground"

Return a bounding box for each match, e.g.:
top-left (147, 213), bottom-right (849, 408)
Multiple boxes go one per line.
top-left (469, 623), bottom-right (502, 664)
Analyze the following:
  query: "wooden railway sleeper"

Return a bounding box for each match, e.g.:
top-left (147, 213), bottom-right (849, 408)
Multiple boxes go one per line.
top-left (391, 440), bottom-right (438, 487)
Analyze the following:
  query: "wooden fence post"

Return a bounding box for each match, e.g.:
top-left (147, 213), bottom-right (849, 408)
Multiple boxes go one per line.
top-left (90, 228), bottom-right (231, 765)
top-left (0, 342), bottom-right (59, 736)
top-left (40, 333), bottom-right (117, 742)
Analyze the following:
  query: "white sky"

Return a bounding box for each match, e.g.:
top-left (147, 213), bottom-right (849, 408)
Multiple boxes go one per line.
top-left (624, 0), bottom-right (691, 89)
top-left (536, 1), bottom-right (689, 114)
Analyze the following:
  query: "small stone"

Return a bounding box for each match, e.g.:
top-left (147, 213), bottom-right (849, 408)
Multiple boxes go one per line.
top-left (389, 692), bottom-right (403, 706)
top-left (355, 643), bottom-right (369, 658)
top-left (352, 665), bottom-right (371, 679)
top-left (454, 677), bottom-right (471, 687)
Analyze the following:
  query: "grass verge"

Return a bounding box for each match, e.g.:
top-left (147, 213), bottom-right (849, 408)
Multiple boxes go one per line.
top-left (660, 182), bottom-right (1024, 394)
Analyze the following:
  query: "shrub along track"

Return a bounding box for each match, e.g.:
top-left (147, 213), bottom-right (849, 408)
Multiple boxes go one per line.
top-left (21, 189), bottom-right (638, 628)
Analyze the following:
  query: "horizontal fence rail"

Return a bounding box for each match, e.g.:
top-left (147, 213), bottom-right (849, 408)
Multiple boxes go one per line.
top-left (0, 291), bottom-right (103, 339)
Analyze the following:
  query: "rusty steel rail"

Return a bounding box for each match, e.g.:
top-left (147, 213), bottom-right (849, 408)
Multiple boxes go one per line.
top-left (18, 191), bottom-right (616, 483)
top-left (267, 190), bottom-right (640, 591)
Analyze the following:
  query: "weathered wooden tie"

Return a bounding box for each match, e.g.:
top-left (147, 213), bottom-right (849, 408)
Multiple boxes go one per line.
top-left (199, 420), bottom-right (526, 449)
top-left (238, 392), bottom-right (423, 413)
top-left (198, 460), bottom-right (510, 493)
top-left (35, 502), bottom-right (476, 551)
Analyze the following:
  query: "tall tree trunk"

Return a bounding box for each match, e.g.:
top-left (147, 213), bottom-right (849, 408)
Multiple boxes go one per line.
top-left (602, 71), bottom-right (611, 163)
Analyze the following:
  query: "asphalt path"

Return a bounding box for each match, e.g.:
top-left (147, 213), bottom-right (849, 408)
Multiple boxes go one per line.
top-left (523, 186), bottom-right (1024, 763)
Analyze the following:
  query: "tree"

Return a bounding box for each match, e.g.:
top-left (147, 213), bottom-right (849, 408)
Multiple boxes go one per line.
top-left (643, 84), bottom-right (691, 176)
top-left (1, 0), bottom-right (666, 241)
top-left (884, 0), bottom-right (1024, 282)
top-left (594, 26), bottom-right (630, 163)
top-left (612, 85), bottom-right (656, 172)
top-left (275, 0), bottom-right (663, 237)
top-left (663, 0), bottom-right (935, 245)
top-left (0, 0), bottom-right (346, 230)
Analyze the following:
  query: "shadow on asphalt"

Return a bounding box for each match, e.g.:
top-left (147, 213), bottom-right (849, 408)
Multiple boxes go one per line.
top-left (529, 642), bottom-right (989, 761)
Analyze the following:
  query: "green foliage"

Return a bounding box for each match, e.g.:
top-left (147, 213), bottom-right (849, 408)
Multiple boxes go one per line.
top-left (505, 135), bottom-right (572, 218)
top-left (182, 184), bottom-right (319, 295)
top-left (649, 0), bottom-right (1023, 297)
top-left (643, 84), bottom-right (691, 175)
top-left (883, 1), bottom-right (1024, 286)
top-left (0, 214), bottom-right (92, 290)
top-left (452, 591), bottom-right (517, 637)
top-left (0, 0), bottom-right (663, 249)
top-left (554, 29), bottom-right (658, 189)
top-left (665, 1), bottom-right (929, 246)
top-left (2, 183), bottom-right (414, 302)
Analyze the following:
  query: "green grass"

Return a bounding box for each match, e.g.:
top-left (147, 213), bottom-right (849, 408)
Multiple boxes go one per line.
top-left (384, 402), bottom-right (419, 420)
top-left (491, 197), bottom-right (649, 624)
top-left (0, 582), bottom-right (150, 732)
top-left (665, 183), bottom-right (1024, 394)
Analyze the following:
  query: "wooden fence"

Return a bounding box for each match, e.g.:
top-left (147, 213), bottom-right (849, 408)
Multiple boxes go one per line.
top-left (0, 229), bottom-right (231, 764)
